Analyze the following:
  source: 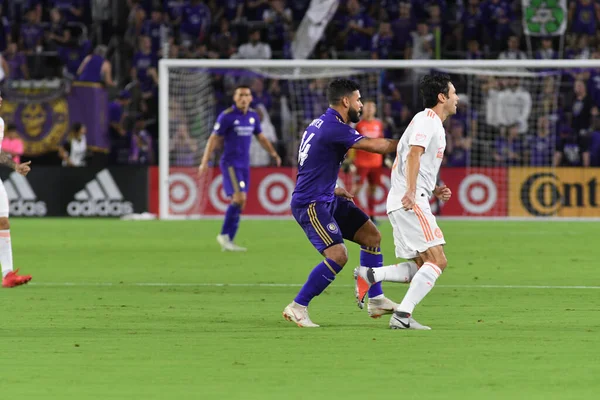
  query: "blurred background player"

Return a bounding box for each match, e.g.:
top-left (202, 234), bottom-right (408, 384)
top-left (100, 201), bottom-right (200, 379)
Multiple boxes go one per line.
top-left (282, 79), bottom-right (398, 328)
top-left (356, 74), bottom-right (457, 330)
top-left (0, 91), bottom-right (33, 288)
top-left (352, 100), bottom-right (384, 224)
top-left (198, 85), bottom-right (281, 252)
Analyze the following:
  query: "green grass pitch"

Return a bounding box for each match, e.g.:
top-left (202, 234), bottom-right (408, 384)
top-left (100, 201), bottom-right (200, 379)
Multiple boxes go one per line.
top-left (1, 218), bottom-right (599, 399)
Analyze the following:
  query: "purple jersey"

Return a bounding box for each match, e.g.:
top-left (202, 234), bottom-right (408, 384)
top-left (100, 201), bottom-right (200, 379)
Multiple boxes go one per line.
top-left (133, 51), bottom-right (158, 91)
top-left (213, 105), bottom-right (262, 168)
top-left (528, 135), bottom-right (554, 166)
top-left (291, 108), bottom-right (365, 207)
top-left (181, 3), bottom-right (211, 38)
top-left (571, 1), bottom-right (597, 35)
top-left (49, 0), bottom-right (82, 21)
top-left (78, 54), bottom-right (104, 82)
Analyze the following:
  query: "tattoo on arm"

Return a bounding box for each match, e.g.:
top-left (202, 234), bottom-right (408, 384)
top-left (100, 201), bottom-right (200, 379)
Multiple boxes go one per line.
top-left (0, 153), bottom-right (16, 170)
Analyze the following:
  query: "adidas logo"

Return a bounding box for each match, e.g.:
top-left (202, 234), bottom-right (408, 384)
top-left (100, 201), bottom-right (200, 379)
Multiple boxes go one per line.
top-left (67, 169), bottom-right (133, 216)
top-left (3, 172), bottom-right (47, 216)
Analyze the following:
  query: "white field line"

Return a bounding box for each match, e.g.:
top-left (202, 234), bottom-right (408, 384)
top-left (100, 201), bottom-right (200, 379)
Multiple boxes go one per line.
top-left (27, 282), bottom-right (600, 289)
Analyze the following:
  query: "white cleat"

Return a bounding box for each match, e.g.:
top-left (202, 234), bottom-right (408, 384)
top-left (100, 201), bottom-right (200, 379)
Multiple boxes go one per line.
top-left (216, 234), bottom-right (247, 252)
top-left (367, 297), bottom-right (398, 319)
top-left (353, 267), bottom-right (372, 309)
top-left (389, 312), bottom-right (432, 330)
top-left (282, 302), bottom-right (320, 328)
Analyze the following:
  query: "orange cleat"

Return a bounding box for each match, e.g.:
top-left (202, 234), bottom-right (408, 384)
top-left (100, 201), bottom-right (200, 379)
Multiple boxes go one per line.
top-left (2, 269), bottom-right (32, 288)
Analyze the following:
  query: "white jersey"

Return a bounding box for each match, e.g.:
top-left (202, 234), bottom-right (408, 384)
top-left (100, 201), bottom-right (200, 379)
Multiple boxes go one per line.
top-left (387, 109), bottom-right (446, 213)
top-left (0, 117), bottom-right (4, 152)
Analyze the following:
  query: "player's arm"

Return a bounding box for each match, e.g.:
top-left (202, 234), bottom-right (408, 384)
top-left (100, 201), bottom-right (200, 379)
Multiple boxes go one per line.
top-left (198, 133), bottom-right (224, 176)
top-left (256, 133), bottom-right (281, 166)
top-left (351, 137), bottom-right (398, 154)
top-left (0, 153), bottom-right (31, 176)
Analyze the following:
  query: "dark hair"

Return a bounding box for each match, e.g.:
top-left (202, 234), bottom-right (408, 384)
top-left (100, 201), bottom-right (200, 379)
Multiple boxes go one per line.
top-left (5, 123), bottom-right (17, 132)
top-left (327, 79), bottom-right (360, 105)
top-left (420, 73), bottom-right (451, 109)
top-left (234, 84), bottom-right (251, 94)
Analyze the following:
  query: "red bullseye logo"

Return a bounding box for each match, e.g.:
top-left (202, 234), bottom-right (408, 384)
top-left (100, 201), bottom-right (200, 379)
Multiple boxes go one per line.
top-left (458, 174), bottom-right (497, 214)
top-left (258, 173), bottom-right (294, 213)
top-left (169, 173), bottom-right (198, 213)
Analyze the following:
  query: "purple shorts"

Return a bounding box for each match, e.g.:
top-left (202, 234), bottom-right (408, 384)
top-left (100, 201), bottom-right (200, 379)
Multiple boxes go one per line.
top-left (292, 197), bottom-right (370, 254)
top-left (221, 165), bottom-right (250, 197)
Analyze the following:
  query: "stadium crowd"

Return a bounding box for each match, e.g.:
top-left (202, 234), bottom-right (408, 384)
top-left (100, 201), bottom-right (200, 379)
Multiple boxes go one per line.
top-left (0, 0), bottom-right (600, 167)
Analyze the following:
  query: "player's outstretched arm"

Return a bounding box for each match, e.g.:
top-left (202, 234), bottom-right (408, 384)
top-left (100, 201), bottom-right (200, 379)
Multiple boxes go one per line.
top-left (0, 153), bottom-right (31, 176)
top-left (351, 137), bottom-right (398, 155)
top-left (256, 133), bottom-right (282, 166)
top-left (197, 134), bottom-right (224, 177)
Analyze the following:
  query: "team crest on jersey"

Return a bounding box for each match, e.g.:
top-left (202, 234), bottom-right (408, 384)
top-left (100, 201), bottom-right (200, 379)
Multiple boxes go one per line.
top-left (434, 228), bottom-right (444, 239)
top-left (0, 96), bottom-right (69, 156)
top-left (327, 223), bottom-right (339, 234)
top-left (437, 146), bottom-right (445, 159)
top-left (249, 117), bottom-right (255, 124)
top-left (415, 133), bottom-right (426, 142)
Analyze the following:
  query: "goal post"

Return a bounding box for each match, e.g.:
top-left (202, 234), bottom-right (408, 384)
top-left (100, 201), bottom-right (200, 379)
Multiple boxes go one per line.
top-left (158, 58), bottom-right (600, 220)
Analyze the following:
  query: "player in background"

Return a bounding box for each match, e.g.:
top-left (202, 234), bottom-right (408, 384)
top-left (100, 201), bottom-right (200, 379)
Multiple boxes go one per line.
top-left (0, 91), bottom-right (33, 288)
top-left (352, 100), bottom-right (384, 224)
top-left (355, 73), bottom-right (457, 330)
top-left (283, 79), bottom-right (399, 328)
top-left (198, 85), bottom-right (281, 252)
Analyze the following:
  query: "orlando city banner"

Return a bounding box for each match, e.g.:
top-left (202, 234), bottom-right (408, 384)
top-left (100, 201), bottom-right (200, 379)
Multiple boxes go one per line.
top-left (522, 0), bottom-right (567, 36)
top-left (0, 81), bottom-right (108, 156)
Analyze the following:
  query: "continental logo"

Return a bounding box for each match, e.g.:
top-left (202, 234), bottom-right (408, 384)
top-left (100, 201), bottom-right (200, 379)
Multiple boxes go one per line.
top-left (510, 168), bottom-right (600, 217)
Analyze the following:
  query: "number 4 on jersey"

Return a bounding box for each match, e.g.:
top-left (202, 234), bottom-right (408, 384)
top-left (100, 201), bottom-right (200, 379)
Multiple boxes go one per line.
top-left (298, 131), bottom-right (315, 166)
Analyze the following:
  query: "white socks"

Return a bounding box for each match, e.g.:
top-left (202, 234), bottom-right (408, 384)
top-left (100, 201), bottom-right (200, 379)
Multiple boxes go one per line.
top-left (372, 261), bottom-right (418, 283)
top-left (0, 230), bottom-right (13, 278)
top-left (397, 262), bottom-right (442, 315)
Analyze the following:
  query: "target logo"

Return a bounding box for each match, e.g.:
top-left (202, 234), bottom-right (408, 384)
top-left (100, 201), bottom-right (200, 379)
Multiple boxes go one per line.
top-left (169, 173), bottom-right (198, 213)
top-left (258, 173), bottom-right (294, 213)
top-left (458, 174), bottom-right (498, 214)
top-left (208, 174), bottom-right (230, 212)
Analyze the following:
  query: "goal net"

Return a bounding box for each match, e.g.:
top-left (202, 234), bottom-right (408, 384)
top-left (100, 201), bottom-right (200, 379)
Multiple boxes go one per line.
top-left (159, 59), bottom-right (598, 219)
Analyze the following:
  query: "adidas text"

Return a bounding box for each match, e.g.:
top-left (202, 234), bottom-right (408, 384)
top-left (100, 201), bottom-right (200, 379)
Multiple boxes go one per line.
top-left (10, 200), bottom-right (47, 217)
top-left (4, 172), bottom-right (48, 217)
top-left (67, 200), bottom-right (133, 217)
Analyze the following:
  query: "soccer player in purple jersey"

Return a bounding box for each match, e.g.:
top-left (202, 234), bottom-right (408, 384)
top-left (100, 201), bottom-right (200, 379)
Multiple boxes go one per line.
top-left (198, 85), bottom-right (281, 251)
top-left (282, 79), bottom-right (399, 328)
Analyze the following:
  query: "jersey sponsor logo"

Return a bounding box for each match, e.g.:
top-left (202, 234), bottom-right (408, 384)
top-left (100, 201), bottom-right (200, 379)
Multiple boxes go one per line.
top-left (67, 169), bottom-right (133, 216)
top-left (415, 133), bottom-right (427, 142)
top-left (4, 172), bottom-right (47, 216)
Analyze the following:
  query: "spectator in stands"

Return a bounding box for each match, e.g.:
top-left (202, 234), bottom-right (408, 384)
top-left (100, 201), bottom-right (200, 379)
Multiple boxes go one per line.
top-left (554, 125), bottom-right (590, 167)
top-left (571, 79), bottom-right (594, 136)
top-left (142, 7), bottom-right (168, 55)
top-left (126, 0), bottom-right (147, 47)
top-left (460, 0), bottom-right (484, 48)
top-left (494, 124), bottom-right (523, 166)
top-left (371, 21), bottom-right (394, 60)
top-left (59, 38), bottom-right (91, 79)
top-left (233, 28), bottom-right (271, 59)
top-left (180, 0), bottom-right (211, 48)
top-left (499, 36), bottom-right (527, 60)
top-left (589, 115), bottom-right (600, 166)
top-left (445, 120), bottom-right (471, 167)
top-left (211, 18), bottom-right (238, 59)
top-left (91, 0), bottom-right (113, 45)
top-left (109, 90), bottom-right (132, 165)
top-left (49, 0), bottom-right (84, 22)
top-left (3, 42), bottom-right (29, 80)
top-left (466, 39), bottom-right (483, 59)
top-left (572, 34), bottom-right (592, 59)
top-left (77, 45), bottom-right (116, 87)
top-left (164, 0), bottom-right (186, 28)
top-left (568, 0), bottom-right (600, 37)
top-left (45, 8), bottom-right (71, 51)
top-left (131, 36), bottom-right (159, 112)
top-left (341, 0), bottom-right (375, 54)
top-left (263, 0), bottom-right (293, 52)
top-left (1, 124), bottom-right (24, 163)
top-left (130, 118), bottom-right (154, 165)
top-left (482, 0), bottom-right (513, 52)
top-left (527, 116), bottom-right (555, 166)
top-left (251, 78), bottom-right (271, 110)
top-left (406, 22), bottom-right (434, 78)
top-left (58, 122), bottom-right (88, 167)
top-left (535, 37), bottom-right (558, 59)
top-left (0, 53), bottom-right (6, 83)
top-left (586, 51), bottom-right (600, 106)
top-left (497, 78), bottom-right (532, 134)
top-left (221, 0), bottom-right (244, 23)
top-left (20, 8), bottom-right (44, 53)
top-left (0, 6), bottom-right (10, 53)
top-left (246, 0), bottom-right (270, 21)
top-left (391, 2), bottom-right (414, 53)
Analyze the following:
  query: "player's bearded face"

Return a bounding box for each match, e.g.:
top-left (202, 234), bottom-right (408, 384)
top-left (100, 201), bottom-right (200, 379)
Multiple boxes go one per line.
top-left (347, 91), bottom-right (362, 123)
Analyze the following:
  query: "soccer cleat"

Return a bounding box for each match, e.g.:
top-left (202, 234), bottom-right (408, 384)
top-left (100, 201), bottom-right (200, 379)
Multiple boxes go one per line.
top-left (282, 302), bottom-right (320, 328)
top-left (389, 311), bottom-right (432, 330)
top-left (216, 234), bottom-right (246, 252)
top-left (2, 269), bottom-right (32, 288)
top-left (353, 267), bottom-right (371, 309)
top-left (367, 296), bottom-right (398, 319)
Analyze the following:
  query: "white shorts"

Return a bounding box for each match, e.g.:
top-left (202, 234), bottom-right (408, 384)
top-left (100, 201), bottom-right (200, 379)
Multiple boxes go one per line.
top-left (388, 195), bottom-right (445, 259)
top-left (0, 179), bottom-right (8, 218)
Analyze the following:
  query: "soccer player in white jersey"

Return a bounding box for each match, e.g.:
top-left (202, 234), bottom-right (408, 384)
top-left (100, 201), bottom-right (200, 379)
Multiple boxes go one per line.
top-left (355, 73), bottom-right (457, 329)
top-left (0, 91), bottom-right (33, 288)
